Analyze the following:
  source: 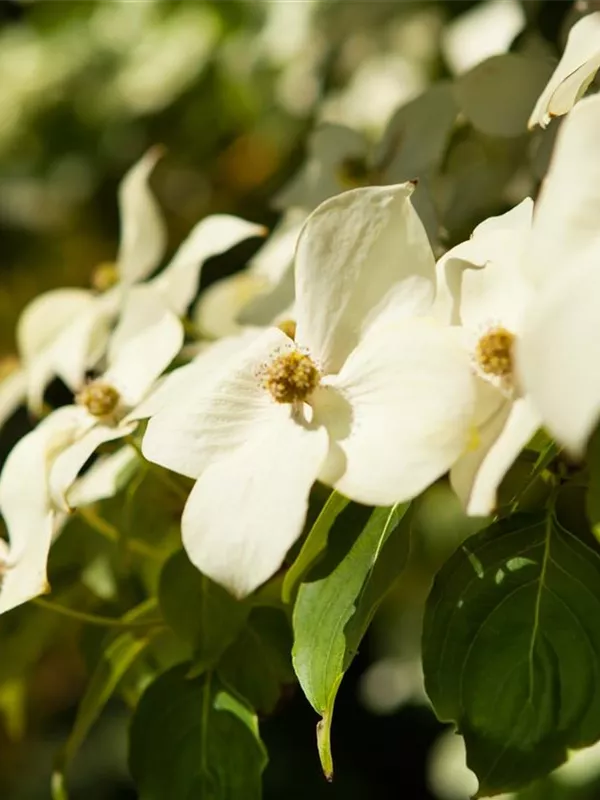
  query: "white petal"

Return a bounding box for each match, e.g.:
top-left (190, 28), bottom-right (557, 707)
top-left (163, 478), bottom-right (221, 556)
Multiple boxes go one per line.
top-left (516, 257), bottom-right (600, 455)
top-left (142, 327), bottom-right (291, 478)
top-left (116, 147), bottom-right (166, 286)
top-left (107, 284), bottom-right (169, 363)
top-left (49, 421), bottom-right (135, 511)
top-left (66, 445), bottom-right (138, 508)
top-left (181, 409), bottom-right (328, 597)
top-left (17, 288), bottom-right (94, 363)
top-left (105, 309), bottom-right (184, 408)
top-left (451, 389), bottom-right (540, 516)
top-left (313, 319), bottom-right (476, 506)
top-left (435, 199), bottom-right (534, 332)
top-left (0, 368), bottom-right (26, 430)
top-left (526, 93), bottom-right (600, 287)
top-left (0, 408), bottom-right (83, 614)
top-left (295, 183), bottom-right (436, 373)
top-left (151, 214), bottom-right (266, 315)
top-left (193, 272), bottom-right (270, 339)
top-left (528, 12), bottom-right (600, 129)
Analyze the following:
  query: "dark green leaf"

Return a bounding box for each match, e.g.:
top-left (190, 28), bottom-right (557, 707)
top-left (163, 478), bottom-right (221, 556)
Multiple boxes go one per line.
top-left (423, 513), bottom-right (600, 796)
top-left (159, 550), bottom-right (249, 672)
top-left (129, 665), bottom-right (267, 800)
top-left (219, 607), bottom-right (294, 714)
top-left (292, 502), bottom-right (410, 777)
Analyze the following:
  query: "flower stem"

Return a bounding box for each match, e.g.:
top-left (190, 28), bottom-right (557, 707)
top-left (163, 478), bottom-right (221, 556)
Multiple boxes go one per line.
top-left (32, 597), bottom-right (163, 629)
top-left (77, 506), bottom-right (163, 561)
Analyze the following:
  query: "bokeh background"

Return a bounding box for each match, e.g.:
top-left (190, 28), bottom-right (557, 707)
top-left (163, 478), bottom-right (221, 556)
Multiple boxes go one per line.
top-left (0, 1), bottom-right (595, 798)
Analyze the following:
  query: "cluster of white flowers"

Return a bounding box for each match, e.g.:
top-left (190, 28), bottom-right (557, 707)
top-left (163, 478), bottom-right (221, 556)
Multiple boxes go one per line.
top-left (1, 12), bottom-right (600, 616)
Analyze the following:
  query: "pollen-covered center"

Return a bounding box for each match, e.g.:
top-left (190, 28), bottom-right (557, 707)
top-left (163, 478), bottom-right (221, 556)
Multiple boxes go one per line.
top-left (475, 326), bottom-right (516, 379)
top-left (76, 380), bottom-right (121, 418)
top-left (265, 351), bottom-right (320, 404)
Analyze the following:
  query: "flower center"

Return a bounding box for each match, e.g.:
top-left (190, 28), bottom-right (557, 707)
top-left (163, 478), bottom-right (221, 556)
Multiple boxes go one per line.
top-left (91, 262), bottom-right (119, 292)
top-left (76, 380), bottom-right (121, 418)
top-left (277, 319), bottom-right (297, 341)
top-left (265, 351), bottom-right (320, 404)
top-left (475, 327), bottom-right (515, 379)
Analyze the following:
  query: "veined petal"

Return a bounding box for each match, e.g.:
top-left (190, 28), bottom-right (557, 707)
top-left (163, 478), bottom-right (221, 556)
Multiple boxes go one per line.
top-left (295, 183), bottom-right (436, 374)
top-left (151, 214), bottom-right (266, 315)
top-left (116, 147), bottom-right (167, 286)
top-left (105, 309), bottom-right (184, 408)
top-left (451, 389), bottom-right (540, 516)
top-left (181, 408), bottom-right (328, 597)
top-left (0, 407), bottom-right (83, 613)
top-left (49, 421), bottom-right (135, 511)
top-left (528, 12), bottom-right (600, 129)
top-left (434, 199), bottom-right (533, 329)
top-left (526, 93), bottom-right (600, 287)
top-left (313, 319), bottom-right (476, 506)
top-left (0, 368), bottom-right (26, 430)
top-left (66, 445), bottom-right (138, 508)
top-left (142, 327), bottom-right (292, 478)
top-left (516, 257), bottom-right (600, 455)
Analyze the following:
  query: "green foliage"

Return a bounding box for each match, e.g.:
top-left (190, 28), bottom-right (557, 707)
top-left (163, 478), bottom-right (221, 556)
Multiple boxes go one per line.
top-left (423, 513), bottom-right (600, 796)
top-left (129, 665), bottom-right (267, 800)
top-left (292, 502), bottom-right (410, 777)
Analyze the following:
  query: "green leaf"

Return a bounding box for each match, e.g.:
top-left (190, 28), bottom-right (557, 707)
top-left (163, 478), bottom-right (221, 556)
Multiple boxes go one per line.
top-left (219, 607), bottom-right (294, 714)
top-left (423, 513), bottom-right (600, 796)
top-left (129, 665), bottom-right (267, 800)
top-left (159, 550), bottom-right (249, 672)
top-left (283, 490), bottom-right (349, 602)
top-left (292, 502), bottom-right (410, 777)
top-left (586, 427), bottom-right (600, 541)
top-left (454, 54), bottom-right (553, 138)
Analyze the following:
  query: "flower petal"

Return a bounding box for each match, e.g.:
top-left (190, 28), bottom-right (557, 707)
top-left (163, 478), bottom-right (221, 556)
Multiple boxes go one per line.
top-left (116, 147), bottom-right (167, 286)
top-left (295, 183), bottom-right (436, 373)
top-left (66, 445), bottom-right (138, 508)
top-left (516, 257), bottom-right (600, 455)
top-left (0, 368), bottom-right (26, 430)
top-left (313, 318), bottom-right (476, 506)
top-left (451, 389), bottom-right (540, 516)
top-left (142, 327), bottom-right (291, 478)
top-left (528, 12), bottom-right (600, 129)
top-left (193, 273), bottom-right (270, 339)
top-left (435, 199), bottom-right (534, 331)
top-left (0, 408), bottom-right (83, 614)
top-left (49, 420), bottom-right (136, 511)
top-left (525, 93), bottom-right (600, 287)
top-left (106, 309), bottom-right (184, 408)
top-left (181, 409), bottom-right (328, 598)
top-left (151, 214), bottom-right (266, 315)
top-left (17, 288), bottom-right (94, 363)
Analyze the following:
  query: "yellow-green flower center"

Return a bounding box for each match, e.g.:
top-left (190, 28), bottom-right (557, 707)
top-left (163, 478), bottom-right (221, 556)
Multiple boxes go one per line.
top-left (76, 380), bottom-right (121, 417)
top-left (475, 327), bottom-right (515, 379)
top-left (265, 351), bottom-right (320, 404)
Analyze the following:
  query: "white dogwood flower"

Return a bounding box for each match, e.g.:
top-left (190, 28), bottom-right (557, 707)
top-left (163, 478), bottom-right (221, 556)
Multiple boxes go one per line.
top-left (528, 12), bottom-right (600, 129)
top-left (142, 183), bottom-right (476, 597)
top-left (0, 310), bottom-right (183, 615)
top-left (517, 93), bottom-right (600, 454)
top-left (8, 149), bottom-right (264, 423)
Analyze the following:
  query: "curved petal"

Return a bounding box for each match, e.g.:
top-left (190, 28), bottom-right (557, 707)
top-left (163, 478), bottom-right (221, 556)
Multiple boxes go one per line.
top-left (0, 368), bottom-right (26, 430)
top-left (17, 288), bottom-right (94, 363)
top-left (528, 12), bottom-right (600, 129)
top-left (516, 257), bottom-right (600, 455)
top-left (116, 147), bottom-right (167, 286)
top-left (181, 408), bottom-right (328, 597)
top-left (66, 445), bottom-right (138, 508)
top-left (295, 183), bottom-right (436, 373)
top-left (434, 199), bottom-right (533, 330)
top-left (526, 93), bottom-right (600, 287)
top-left (142, 327), bottom-right (291, 478)
top-left (450, 391), bottom-right (540, 516)
top-left (313, 319), bottom-right (476, 506)
top-left (0, 407), bottom-right (83, 614)
top-left (151, 215), bottom-right (266, 315)
top-left (49, 421), bottom-right (135, 511)
top-left (106, 309), bottom-right (184, 408)
top-left (193, 272), bottom-right (270, 339)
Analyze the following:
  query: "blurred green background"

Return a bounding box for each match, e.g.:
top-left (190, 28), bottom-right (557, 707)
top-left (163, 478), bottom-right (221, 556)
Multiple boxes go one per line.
top-left (0, 1), bottom-right (593, 798)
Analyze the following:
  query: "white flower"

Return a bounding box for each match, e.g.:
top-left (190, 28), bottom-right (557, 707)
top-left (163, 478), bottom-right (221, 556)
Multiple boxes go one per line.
top-left (528, 11), bottom-right (600, 129)
top-left (142, 183), bottom-right (476, 597)
top-left (516, 93), bottom-right (600, 454)
top-left (435, 200), bottom-right (541, 516)
top-left (0, 311), bottom-right (183, 615)
top-left (7, 149), bottom-right (264, 424)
